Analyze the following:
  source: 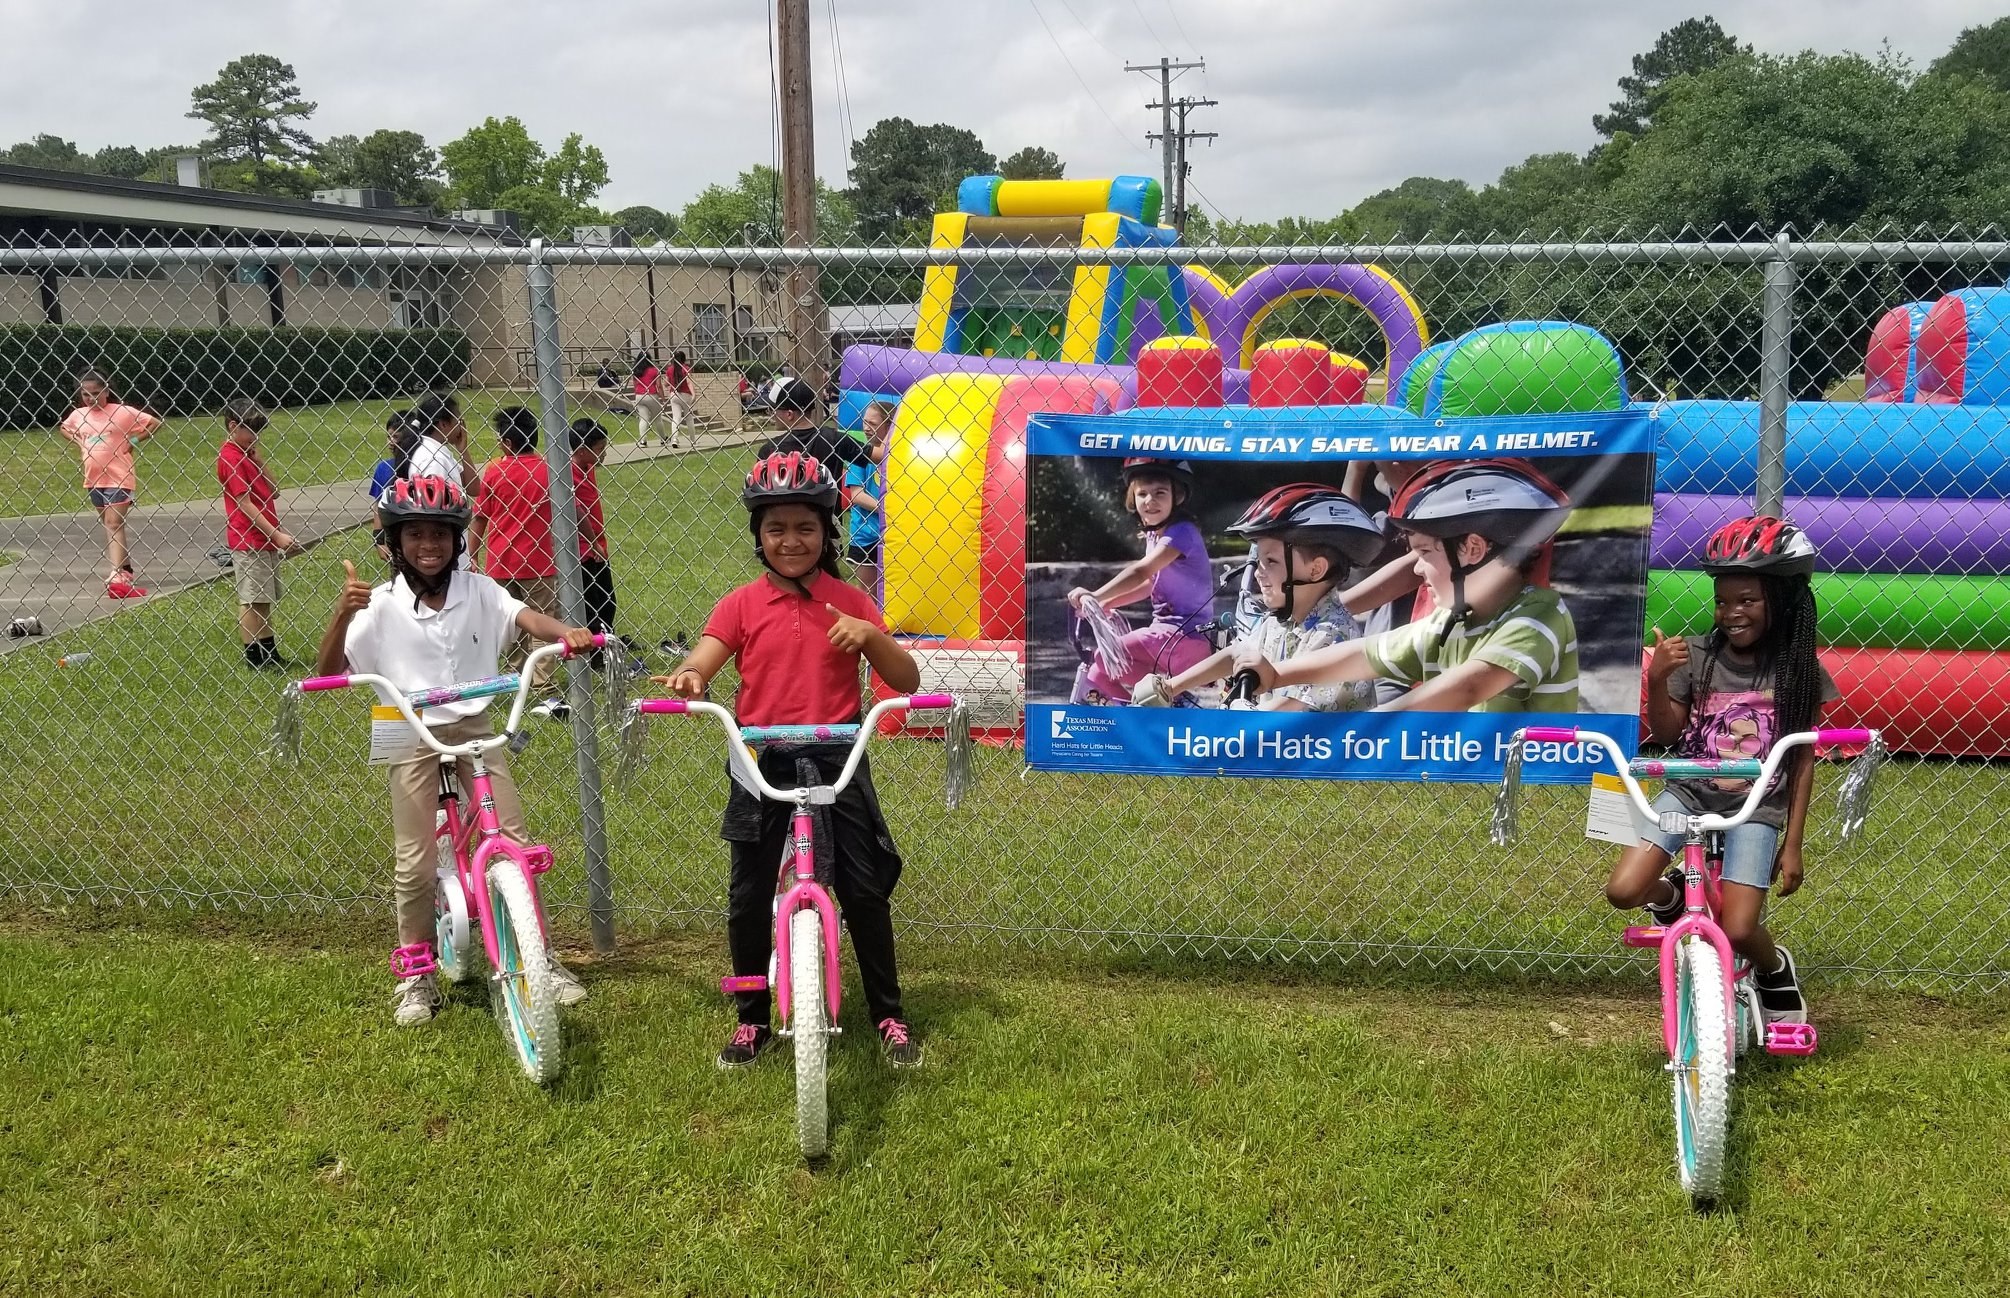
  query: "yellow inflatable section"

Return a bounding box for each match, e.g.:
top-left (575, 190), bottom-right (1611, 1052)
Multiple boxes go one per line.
top-left (883, 374), bottom-right (1004, 639)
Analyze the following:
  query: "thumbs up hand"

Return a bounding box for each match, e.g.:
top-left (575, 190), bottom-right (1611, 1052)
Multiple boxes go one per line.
top-left (1648, 626), bottom-right (1689, 683)
top-left (338, 559), bottom-right (373, 614)
top-left (825, 602), bottom-right (873, 653)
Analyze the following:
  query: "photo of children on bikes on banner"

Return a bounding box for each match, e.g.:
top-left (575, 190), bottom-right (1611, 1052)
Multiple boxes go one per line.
top-left (1022, 405), bottom-right (1657, 782)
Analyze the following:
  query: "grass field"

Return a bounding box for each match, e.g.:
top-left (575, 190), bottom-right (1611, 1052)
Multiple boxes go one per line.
top-left (3, 910), bottom-right (2005, 1296)
top-left (0, 390), bottom-right (566, 519)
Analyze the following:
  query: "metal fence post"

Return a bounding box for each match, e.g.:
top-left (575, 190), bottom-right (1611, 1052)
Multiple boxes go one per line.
top-left (1756, 231), bottom-right (1797, 516)
top-left (526, 240), bottom-right (617, 953)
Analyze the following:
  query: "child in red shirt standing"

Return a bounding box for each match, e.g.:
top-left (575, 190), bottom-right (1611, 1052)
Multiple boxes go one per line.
top-left (216, 399), bottom-right (301, 669)
top-left (568, 418), bottom-right (619, 639)
top-left (469, 407), bottom-right (564, 716)
top-left (657, 451), bottom-right (926, 1069)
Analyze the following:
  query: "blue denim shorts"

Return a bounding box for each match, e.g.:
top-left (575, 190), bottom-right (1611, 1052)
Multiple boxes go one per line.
top-left (1638, 789), bottom-right (1780, 890)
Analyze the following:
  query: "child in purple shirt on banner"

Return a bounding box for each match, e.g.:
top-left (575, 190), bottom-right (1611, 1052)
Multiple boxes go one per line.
top-left (1065, 458), bottom-right (1215, 704)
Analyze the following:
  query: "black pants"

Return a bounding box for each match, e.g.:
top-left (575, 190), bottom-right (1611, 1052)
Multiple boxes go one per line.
top-left (579, 557), bottom-right (617, 633)
top-left (723, 747), bottom-right (905, 1027)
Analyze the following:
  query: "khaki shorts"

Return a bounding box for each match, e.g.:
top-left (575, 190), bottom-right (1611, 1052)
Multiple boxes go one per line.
top-left (232, 548), bottom-right (281, 605)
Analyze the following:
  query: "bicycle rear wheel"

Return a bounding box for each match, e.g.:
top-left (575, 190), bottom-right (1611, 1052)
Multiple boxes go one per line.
top-left (488, 863), bottom-right (563, 1084)
top-left (790, 907), bottom-right (829, 1159)
top-left (1672, 938), bottom-right (1732, 1204)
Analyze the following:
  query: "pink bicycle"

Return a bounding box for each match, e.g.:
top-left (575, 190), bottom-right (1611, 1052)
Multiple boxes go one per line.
top-left (620, 691), bottom-right (967, 1158)
top-left (281, 635), bottom-right (608, 1083)
top-left (1494, 723), bottom-right (1885, 1204)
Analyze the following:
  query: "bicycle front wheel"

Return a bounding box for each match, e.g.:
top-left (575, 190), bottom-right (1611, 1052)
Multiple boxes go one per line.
top-left (790, 907), bottom-right (829, 1159)
top-left (1672, 938), bottom-right (1732, 1204)
top-left (488, 863), bottom-right (563, 1084)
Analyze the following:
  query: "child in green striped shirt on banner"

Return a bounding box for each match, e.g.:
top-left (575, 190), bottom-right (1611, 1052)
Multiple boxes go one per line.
top-left (1235, 458), bottom-right (1580, 713)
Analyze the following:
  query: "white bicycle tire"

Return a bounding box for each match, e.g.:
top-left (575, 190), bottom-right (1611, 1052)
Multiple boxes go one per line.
top-left (790, 907), bottom-right (829, 1159)
top-left (1673, 939), bottom-right (1732, 1204)
top-left (435, 868), bottom-right (476, 984)
top-left (488, 863), bottom-right (563, 1084)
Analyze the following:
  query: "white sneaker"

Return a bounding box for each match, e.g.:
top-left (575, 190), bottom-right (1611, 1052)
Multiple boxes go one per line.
top-left (549, 960), bottom-right (589, 1007)
top-left (393, 973), bottom-right (442, 1025)
top-left (636, 438), bottom-right (648, 448)
top-left (530, 697), bottom-right (570, 720)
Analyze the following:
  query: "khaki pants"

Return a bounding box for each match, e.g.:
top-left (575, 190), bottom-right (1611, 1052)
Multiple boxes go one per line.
top-left (502, 575), bottom-right (560, 690)
top-left (388, 714), bottom-right (531, 947)
top-left (633, 393), bottom-right (663, 442)
top-left (668, 392), bottom-right (693, 441)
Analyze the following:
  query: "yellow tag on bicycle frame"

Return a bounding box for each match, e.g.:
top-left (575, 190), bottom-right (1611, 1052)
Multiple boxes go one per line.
top-left (1585, 772), bottom-right (1642, 846)
top-left (367, 704), bottom-right (415, 766)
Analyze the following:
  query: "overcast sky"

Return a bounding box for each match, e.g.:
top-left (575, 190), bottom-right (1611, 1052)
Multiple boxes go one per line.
top-left (2, 0), bottom-right (2004, 221)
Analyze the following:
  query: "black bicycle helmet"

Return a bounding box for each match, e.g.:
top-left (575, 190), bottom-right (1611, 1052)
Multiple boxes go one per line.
top-left (760, 375), bottom-right (820, 414)
top-left (1229, 483), bottom-right (1386, 568)
top-left (1700, 515), bottom-right (1819, 578)
top-left (1120, 457), bottom-right (1193, 513)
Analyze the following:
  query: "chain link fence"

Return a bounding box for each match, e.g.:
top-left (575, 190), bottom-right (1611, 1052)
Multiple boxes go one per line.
top-left (1, 218), bottom-right (2004, 990)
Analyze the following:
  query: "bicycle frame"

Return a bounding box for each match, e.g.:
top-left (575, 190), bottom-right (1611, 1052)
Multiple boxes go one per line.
top-left (631, 693), bottom-right (955, 1029)
top-left (295, 635), bottom-right (605, 974)
top-left (1513, 723), bottom-right (1877, 1062)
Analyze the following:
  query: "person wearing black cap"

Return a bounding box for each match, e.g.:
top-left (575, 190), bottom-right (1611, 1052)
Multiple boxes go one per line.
top-left (755, 375), bottom-right (870, 471)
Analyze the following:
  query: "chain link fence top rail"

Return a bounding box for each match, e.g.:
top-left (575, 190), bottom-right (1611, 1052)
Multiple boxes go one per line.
top-left (1, 224), bottom-right (2005, 991)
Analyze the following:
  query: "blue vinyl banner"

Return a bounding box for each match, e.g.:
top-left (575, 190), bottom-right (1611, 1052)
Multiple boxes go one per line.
top-left (1022, 405), bottom-right (1655, 783)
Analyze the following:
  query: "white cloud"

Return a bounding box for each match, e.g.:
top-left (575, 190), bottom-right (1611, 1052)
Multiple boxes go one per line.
top-left (0, 0), bottom-right (2001, 222)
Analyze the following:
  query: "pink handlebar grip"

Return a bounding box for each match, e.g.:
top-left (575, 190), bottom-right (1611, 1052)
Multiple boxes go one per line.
top-left (297, 675), bottom-right (351, 692)
top-left (635, 698), bottom-right (690, 715)
top-left (561, 633), bottom-right (612, 659)
top-left (908, 692), bottom-right (956, 710)
top-left (1521, 726), bottom-right (1580, 743)
top-left (1817, 727), bottom-right (1873, 745)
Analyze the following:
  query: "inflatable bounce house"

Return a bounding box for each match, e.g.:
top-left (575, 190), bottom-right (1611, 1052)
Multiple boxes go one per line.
top-left (1644, 286), bottom-right (2010, 757)
top-left (841, 172), bottom-right (2007, 756)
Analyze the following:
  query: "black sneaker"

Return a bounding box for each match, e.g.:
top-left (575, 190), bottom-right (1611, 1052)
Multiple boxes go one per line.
top-left (1646, 867), bottom-right (1686, 928)
top-left (877, 1017), bottom-right (922, 1068)
top-left (1754, 945), bottom-right (1807, 1025)
top-left (717, 1023), bottom-right (774, 1068)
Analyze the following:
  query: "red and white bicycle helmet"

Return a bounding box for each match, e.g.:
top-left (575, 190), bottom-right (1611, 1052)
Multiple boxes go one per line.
top-left (376, 474), bottom-right (472, 532)
top-left (1229, 483), bottom-right (1386, 568)
top-left (742, 450), bottom-right (841, 513)
top-left (1700, 515), bottom-right (1819, 577)
top-left (1388, 457), bottom-right (1572, 549)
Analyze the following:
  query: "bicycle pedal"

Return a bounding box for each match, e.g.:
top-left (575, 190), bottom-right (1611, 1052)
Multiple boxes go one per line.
top-left (389, 942), bottom-right (439, 978)
top-left (520, 846), bottom-right (555, 876)
top-left (1763, 1022), bottom-right (1818, 1056)
top-left (720, 974), bottom-right (768, 995)
top-left (1622, 925), bottom-right (1665, 947)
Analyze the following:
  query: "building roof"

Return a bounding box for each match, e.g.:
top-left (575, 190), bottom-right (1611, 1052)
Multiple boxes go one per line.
top-left (0, 164), bottom-right (520, 247)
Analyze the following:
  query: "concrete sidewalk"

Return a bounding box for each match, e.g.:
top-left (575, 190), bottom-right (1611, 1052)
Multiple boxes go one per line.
top-left (0, 429), bottom-right (769, 654)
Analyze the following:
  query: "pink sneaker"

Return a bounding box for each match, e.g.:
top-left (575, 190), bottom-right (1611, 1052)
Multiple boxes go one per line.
top-left (106, 574), bottom-right (148, 599)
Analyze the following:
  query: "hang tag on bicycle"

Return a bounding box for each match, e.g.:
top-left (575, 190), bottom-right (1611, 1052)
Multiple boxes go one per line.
top-left (367, 705), bottom-right (416, 765)
top-left (1585, 772), bottom-right (1642, 846)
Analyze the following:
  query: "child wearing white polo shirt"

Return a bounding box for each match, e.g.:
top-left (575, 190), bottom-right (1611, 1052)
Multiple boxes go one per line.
top-left (315, 474), bottom-right (597, 1026)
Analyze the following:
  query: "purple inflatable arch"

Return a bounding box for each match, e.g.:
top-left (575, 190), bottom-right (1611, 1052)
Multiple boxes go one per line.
top-left (1143, 264), bottom-right (1428, 383)
top-left (1652, 493), bottom-right (2010, 576)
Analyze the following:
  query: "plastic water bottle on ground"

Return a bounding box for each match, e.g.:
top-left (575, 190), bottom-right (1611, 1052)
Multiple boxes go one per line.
top-left (58, 652), bottom-right (94, 667)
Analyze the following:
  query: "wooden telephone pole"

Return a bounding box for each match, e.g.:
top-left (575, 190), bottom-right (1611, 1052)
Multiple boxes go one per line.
top-left (775, 0), bottom-right (826, 390)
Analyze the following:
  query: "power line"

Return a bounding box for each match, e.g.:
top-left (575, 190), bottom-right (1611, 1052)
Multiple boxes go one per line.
top-left (766, 0), bottom-right (781, 240)
top-left (1026, 0), bottom-right (1153, 157)
top-left (1049, 0), bottom-right (1122, 64)
top-left (824, 0), bottom-right (857, 183)
top-left (1161, 0), bottom-right (1199, 57)
top-left (1125, 0), bottom-right (1174, 53)
top-left (1126, 57), bottom-right (1213, 230)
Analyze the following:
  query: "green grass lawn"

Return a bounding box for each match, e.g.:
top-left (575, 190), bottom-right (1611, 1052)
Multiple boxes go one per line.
top-left (0, 389), bottom-right (558, 518)
top-left (3, 911), bottom-right (2005, 1296)
top-left (1, 440), bottom-right (2004, 990)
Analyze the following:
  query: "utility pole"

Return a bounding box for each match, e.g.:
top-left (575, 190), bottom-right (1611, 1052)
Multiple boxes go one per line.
top-left (1167, 96), bottom-right (1217, 234)
top-left (1126, 57), bottom-right (1214, 232)
top-left (775, 0), bottom-right (825, 389)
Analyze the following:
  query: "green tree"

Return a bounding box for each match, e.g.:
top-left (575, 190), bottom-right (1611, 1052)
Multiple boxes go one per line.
top-left (1593, 16), bottom-right (1747, 138)
top-left (491, 184), bottom-right (589, 238)
top-left (318, 133), bottom-right (361, 182)
top-left (846, 118), bottom-right (995, 243)
top-left (1, 134), bottom-right (87, 170)
top-left (1930, 15), bottom-right (2010, 93)
top-left (187, 54), bottom-right (319, 163)
top-left (676, 165), bottom-right (853, 245)
top-left (440, 116), bottom-right (545, 208)
top-left (998, 146), bottom-right (1065, 180)
top-left (542, 133), bottom-right (609, 204)
top-left (1468, 152), bottom-right (1605, 238)
top-left (209, 158), bottom-right (322, 199)
top-left (1344, 176), bottom-right (1480, 240)
top-left (91, 145), bottom-right (149, 179)
top-left (612, 204), bottom-right (679, 243)
top-left (350, 129), bottom-right (443, 205)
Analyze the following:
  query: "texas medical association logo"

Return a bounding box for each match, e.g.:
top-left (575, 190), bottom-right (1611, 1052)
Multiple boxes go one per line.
top-left (1035, 705), bottom-right (1128, 761)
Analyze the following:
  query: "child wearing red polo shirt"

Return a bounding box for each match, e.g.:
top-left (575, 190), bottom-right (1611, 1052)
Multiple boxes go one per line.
top-left (469, 407), bottom-right (563, 714)
top-left (656, 451), bottom-right (926, 1069)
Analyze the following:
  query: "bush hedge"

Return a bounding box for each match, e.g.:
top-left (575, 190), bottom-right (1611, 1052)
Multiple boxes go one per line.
top-left (0, 325), bottom-right (471, 431)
